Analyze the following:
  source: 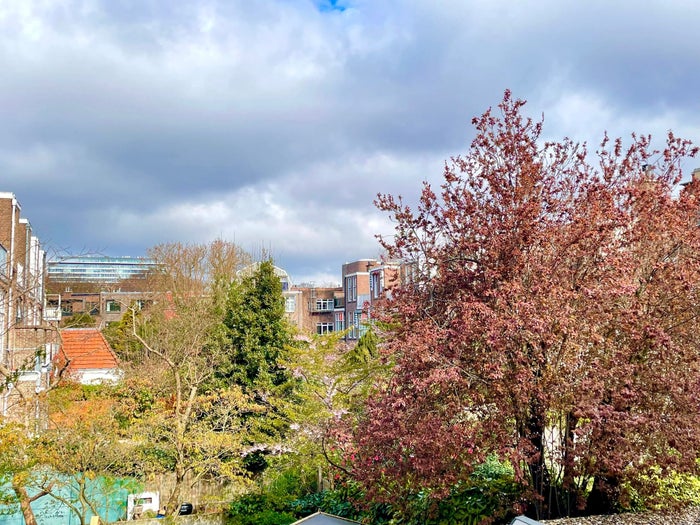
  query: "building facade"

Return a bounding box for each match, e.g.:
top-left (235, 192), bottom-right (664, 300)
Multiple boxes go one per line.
top-left (341, 259), bottom-right (399, 341)
top-left (284, 285), bottom-right (343, 336)
top-left (0, 193), bottom-right (58, 425)
top-left (46, 290), bottom-right (152, 328)
top-left (47, 255), bottom-right (157, 284)
top-left (46, 255), bottom-right (403, 343)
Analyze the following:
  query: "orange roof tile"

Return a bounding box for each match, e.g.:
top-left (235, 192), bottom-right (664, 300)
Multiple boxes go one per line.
top-left (58, 328), bottom-right (119, 371)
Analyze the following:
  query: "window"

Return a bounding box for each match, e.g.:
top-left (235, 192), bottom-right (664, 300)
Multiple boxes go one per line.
top-left (106, 300), bottom-right (122, 313)
top-left (317, 322), bottom-right (334, 335)
top-left (285, 296), bottom-right (296, 313)
top-left (402, 262), bottom-right (418, 285)
top-left (348, 310), bottom-right (370, 339)
top-left (0, 244), bottom-right (6, 276)
top-left (347, 310), bottom-right (359, 339)
top-left (359, 314), bottom-right (369, 338)
top-left (334, 311), bottom-right (344, 332)
top-left (345, 275), bottom-right (357, 302)
top-left (315, 298), bottom-right (333, 311)
top-left (86, 302), bottom-right (99, 315)
top-left (370, 271), bottom-right (383, 299)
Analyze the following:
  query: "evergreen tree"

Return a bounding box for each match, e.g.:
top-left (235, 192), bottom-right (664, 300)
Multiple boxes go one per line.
top-left (213, 259), bottom-right (300, 473)
top-left (216, 259), bottom-right (296, 392)
top-left (102, 305), bottom-right (146, 362)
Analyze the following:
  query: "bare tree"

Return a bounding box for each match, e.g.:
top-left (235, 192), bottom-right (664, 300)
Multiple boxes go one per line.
top-left (123, 240), bottom-right (254, 512)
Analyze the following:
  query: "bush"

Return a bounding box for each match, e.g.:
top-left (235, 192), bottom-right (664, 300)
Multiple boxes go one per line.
top-left (291, 487), bottom-right (362, 520)
top-left (376, 456), bottom-right (522, 525)
top-left (229, 457), bottom-right (521, 525)
top-left (226, 493), bottom-right (295, 525)
top-left (622, 467), bottom-right (700, 512)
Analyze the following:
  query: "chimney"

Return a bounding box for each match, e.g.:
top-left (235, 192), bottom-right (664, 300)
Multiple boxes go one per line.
top-left (681, 167), bottom-right (700, 189)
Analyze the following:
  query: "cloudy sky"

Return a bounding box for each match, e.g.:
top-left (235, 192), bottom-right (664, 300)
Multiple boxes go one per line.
top-left (1, 0), bottom-right (699, 285)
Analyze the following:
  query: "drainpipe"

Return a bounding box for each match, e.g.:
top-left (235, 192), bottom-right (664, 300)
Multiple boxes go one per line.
top-left (4, 197), bottom-right (16, 367)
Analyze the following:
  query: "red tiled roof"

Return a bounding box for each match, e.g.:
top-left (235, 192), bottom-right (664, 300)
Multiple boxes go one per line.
top-left (58, 328), bottom-right (119, 371)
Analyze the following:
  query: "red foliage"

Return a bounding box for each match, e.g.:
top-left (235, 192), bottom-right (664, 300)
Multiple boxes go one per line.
top-left (344, 91), bottom-right (700, 517)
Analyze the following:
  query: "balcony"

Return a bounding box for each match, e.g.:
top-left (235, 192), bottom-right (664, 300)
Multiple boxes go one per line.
top-left (309, 299), bottom-right (335, 313)
top-left (43, 307), bottom-right (61, 322)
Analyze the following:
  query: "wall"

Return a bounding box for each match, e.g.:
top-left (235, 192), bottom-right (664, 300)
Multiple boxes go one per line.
top-left (117, 514), bottom-right (226, 525)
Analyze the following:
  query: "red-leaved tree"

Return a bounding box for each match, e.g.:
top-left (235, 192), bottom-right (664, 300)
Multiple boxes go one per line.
top-left (345, 91), bottom-right (700, 519)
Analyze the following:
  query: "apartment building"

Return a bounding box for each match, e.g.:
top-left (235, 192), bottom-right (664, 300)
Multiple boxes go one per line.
top-left (239, 263), bottom-right (343, 336)
top-left (46, 255), bottom-right (403, 342)
top-left (0, 193), bottom-right (58, 425)
top-left (47, 290), bottom-right (152, 327)
top-left (341, 259), bottom-right (400, 340)
top-left (284, 285), bottom-right (343, 335)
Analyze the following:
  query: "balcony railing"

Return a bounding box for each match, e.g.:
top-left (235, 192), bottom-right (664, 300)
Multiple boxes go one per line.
top-left (43, 307), bottom-right (61, 322)
top-left (309, 301), bottom-right (335, 313)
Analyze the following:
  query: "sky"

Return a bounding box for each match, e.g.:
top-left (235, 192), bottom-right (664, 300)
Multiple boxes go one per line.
top-left (1, 0), bottom-right (699, 286)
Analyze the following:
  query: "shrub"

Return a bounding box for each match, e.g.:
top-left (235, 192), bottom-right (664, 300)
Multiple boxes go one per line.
top-left (227, 493), bottom-right (295, 525)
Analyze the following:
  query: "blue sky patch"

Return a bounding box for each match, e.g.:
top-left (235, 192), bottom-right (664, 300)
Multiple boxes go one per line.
top-left (317, 0), bottom-right (347, 13)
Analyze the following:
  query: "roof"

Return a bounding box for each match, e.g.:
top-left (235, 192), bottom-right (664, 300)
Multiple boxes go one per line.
top-left (511, 517), bottom-right (543, 525)
top-left (58, 328), bottom-right (119, 371)
top-left (291, 512), bottom-right (360, 525)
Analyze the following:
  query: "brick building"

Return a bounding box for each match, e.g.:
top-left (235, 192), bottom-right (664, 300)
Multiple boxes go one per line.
top-left (46, 256), bottom-right (403, 343)
top-left (47, 290), bottom-right (152, 328)
top-left (284, 285), bottom-right (343, 335)
top-left (0, 193), bottom-right (58, 426)
top-left (341, 259), bottom-right (400, 341)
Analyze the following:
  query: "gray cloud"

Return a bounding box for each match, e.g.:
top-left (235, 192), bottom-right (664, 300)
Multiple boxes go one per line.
top-left (0, 0), bottom-right (698, 282)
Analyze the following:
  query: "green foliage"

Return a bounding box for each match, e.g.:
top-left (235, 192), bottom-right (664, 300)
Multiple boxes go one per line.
top-left (348, 326), bottom-right (379, 365)
top-left (111, 379), bottom-right (157, 429)
top-left (233, 458), bottom-right (519, 525)
top-left (291, 486), bottom-right (368, 521)
top-left (216, 259), bottom-right (296, 391)
top-left (293, 458), bottom-right (520, 525)
top-left (276, 328), bottom-right (392, 515)
top-left (61, 311), bottom-right (96, 328)
top-left (417, 459), bottom-right (520, 524)
top-left (102, 307), bottom-right (146, 361)
top-left (202, 259), bottom-right (301, 478)
top-left (656, 473), bottom-right (700, 507)
top-left (226, 493), bottom-right (295, 525)
top-left (622, 467), bottom-right (700, 511)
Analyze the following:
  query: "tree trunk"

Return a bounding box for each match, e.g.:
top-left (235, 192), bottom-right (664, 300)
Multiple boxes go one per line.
top-left (166, 463), bottom-right (186, 516)
top-left (560, 412), bottom-right (580, 517)
top-left (12, 475), bottom-right (41, 525)
top-left (586, 475), bottom-right (620, 515)
top-left (523, 404), bottom-right (553, 520)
